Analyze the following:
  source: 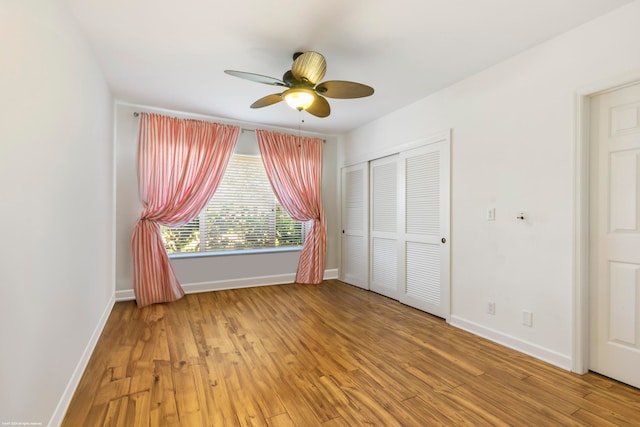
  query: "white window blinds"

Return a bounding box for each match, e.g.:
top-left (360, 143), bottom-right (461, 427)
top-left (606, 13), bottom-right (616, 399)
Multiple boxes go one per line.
top-left (161, 153), bottom-right (303, 254)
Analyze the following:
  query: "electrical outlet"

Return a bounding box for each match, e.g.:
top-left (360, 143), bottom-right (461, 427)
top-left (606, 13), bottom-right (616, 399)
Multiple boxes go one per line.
top-left (486, 208), bottom-right (496, 221)
top-left (487, 302), bottom-right (496, 315)
top-left (522, 311), bottom-right (533, 327)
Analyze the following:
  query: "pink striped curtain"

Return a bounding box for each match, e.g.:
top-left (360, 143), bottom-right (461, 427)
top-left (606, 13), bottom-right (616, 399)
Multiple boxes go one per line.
top-left (132, 113), bottom-right (239, 306)
top-left (256, 129), bottom-right (326, 284)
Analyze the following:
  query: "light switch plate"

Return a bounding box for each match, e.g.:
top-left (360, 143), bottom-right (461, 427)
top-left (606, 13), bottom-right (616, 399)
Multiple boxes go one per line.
top-left (522, 311), bottom-right (533, 327)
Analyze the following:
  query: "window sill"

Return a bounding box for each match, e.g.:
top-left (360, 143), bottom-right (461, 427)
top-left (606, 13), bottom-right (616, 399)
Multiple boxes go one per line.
top-left (168, 246), bottom-right (303, 260)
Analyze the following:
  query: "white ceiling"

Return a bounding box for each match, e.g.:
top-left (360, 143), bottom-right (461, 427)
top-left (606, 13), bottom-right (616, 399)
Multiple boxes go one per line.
top-left (62, 0), bottom-right (633, 135)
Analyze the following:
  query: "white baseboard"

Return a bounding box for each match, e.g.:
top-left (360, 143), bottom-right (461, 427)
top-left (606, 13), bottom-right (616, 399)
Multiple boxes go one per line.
top-left (115, 268), bottom-right (340, 302)
top-left (115, 289), bottom-right (135, 301)
top-left (324, 268), bottom-right (339, 280)
top-left (449, 315), bottom-right (572, 371)
top-left (48, 294), bottom-right (116, 427)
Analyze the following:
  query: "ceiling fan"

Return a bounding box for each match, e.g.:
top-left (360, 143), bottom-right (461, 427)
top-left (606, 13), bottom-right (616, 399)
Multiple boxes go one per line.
top-left (224, 51), bottom-right (374, 118)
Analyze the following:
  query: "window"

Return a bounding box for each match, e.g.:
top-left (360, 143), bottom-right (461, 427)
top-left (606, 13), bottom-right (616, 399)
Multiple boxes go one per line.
top-left (161, 137), bottom-right (304, 255)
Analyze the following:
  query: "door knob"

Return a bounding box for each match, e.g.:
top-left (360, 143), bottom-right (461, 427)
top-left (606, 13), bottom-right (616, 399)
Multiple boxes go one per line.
top-left (441, 237), bottom-right (446, 244)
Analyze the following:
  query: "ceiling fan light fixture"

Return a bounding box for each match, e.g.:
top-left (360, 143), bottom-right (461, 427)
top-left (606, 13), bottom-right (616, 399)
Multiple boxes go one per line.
top-left (283, 88), bottom-right (315, 111)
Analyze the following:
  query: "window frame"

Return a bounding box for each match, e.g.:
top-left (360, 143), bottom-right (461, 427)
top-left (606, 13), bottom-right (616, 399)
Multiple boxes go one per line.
top-left (161, 143), bottom-right (307, 257)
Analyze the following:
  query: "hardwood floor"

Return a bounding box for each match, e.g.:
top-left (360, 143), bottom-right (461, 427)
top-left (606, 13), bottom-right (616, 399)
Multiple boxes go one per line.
top-left (63, 280), bottom-right (640, 426)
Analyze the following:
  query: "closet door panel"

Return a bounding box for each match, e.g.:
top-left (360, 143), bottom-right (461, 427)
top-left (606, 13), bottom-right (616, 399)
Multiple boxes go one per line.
top-left (406, 242), bottom-right (440, 304)
top-left (370, 155), bottom-right (400, 299)
top-left (341, 234), bottom-right (367, 287)
top-left (340, 163), bottom-right (368, 289)
top-left (372, 237), bottom-right (398, 293)
top-left (399, 141), bottom-right (450, 320)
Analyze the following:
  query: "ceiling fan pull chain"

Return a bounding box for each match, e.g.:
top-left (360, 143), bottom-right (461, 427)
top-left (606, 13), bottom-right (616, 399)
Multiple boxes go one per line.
top-left (298, 111), bottom-right (303, 146)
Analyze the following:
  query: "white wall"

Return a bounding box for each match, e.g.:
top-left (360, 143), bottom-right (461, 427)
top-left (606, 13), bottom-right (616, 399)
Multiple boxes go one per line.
top-left (0, 1), bottom-right (114, 424)
top-left (115, 103), bottom-right (339, 298)
top-left (340, 1), bottom-right (640, 369)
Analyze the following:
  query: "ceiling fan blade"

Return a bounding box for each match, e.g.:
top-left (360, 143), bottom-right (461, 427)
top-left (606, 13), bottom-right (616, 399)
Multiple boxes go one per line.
top-left (315, 80), bottom-right (374, 99)
top-left (306, 95), bottom-right (330, 118)
top-left (250, 93), bottom-right (283, 108)
top-left (291, 51), bottom-right (327, 84)
top-left (224, 70), bottom-right (286, 87)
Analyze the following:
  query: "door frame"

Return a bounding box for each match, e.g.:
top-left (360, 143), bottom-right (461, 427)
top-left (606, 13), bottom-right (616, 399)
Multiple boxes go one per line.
top-left (573, 73), bottom-right (640, 374)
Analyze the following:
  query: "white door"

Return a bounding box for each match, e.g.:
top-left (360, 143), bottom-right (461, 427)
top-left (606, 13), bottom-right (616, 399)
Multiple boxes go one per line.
top-left (589, 82), bottom-right (640, 388)
top-left (398, 141), bottom-right (450, 320)
top-left (340, 163), bottom-right (369, 289)
top-left (369, 155), bottom-right (400, 299)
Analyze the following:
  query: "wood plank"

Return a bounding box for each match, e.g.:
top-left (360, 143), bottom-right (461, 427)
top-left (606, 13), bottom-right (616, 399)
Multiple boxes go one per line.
top-left (148, 360), bottom-right (179, 426)
top-left (266, 412), bottom-right (296, 427)
top-left (401, 394), bottom-right (487, 426)
top-left (102, 396), bottom-right (129, 427)
top-left (126, 390), bottom-right (151, 427)
top-left (458, 373), bottom-right (585, 426)
top-left (583, 389), bottom-right (640, 423)
top-left (524, 373), bottom-right (640, 425)
top-left (62, 280), bottom-right (640, 426)
top-left (571, 408), bottom-right (627, 427)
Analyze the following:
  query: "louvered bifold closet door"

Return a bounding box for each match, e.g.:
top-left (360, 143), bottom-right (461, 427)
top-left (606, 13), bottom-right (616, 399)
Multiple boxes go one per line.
top-left (340, 163), bottom-right (369, 289)
top-left (399, 142), bottom-right (450, 319)
top-left (370, 155), bottom-right (400, 299)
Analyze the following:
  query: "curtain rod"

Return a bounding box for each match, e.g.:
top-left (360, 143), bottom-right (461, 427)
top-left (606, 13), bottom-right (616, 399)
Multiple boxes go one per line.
top-left (132, 112), bottom-right (325, 142)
